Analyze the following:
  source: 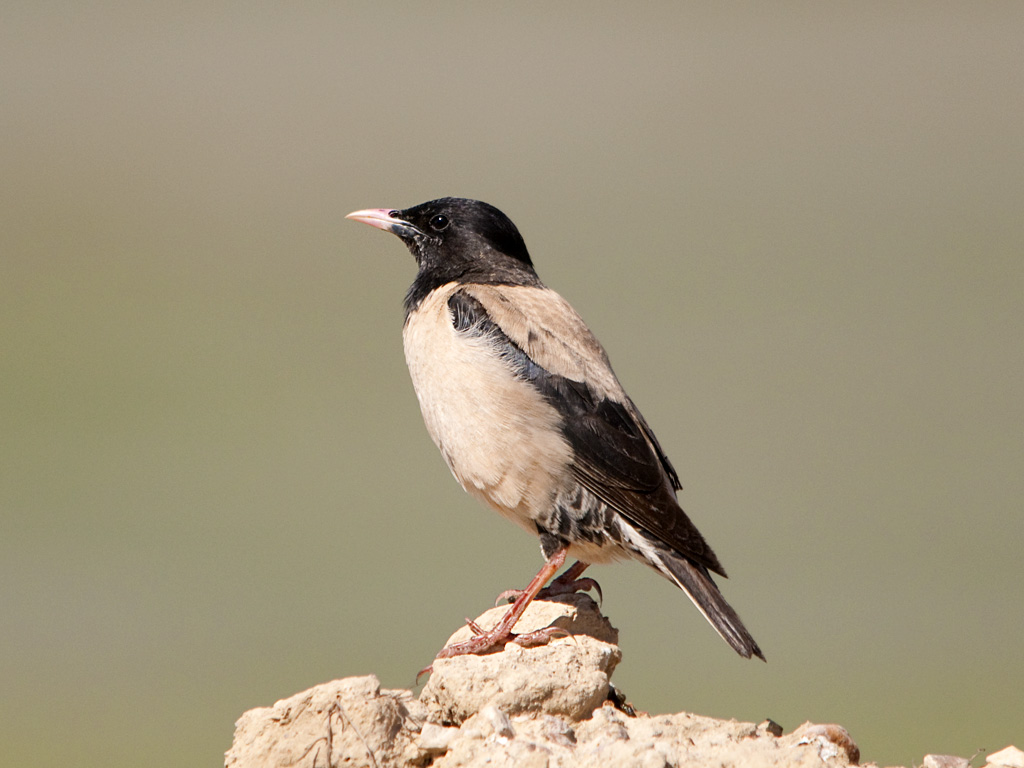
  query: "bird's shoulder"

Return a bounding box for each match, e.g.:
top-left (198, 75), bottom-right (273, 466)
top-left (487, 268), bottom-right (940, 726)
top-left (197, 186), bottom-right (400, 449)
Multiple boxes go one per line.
top-left (454, 283), bottom-right (623, 401)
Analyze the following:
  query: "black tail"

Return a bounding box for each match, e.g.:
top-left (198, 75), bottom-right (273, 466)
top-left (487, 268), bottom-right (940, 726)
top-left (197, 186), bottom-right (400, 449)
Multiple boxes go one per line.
top-left (654, 549), bottom-right (765, 661)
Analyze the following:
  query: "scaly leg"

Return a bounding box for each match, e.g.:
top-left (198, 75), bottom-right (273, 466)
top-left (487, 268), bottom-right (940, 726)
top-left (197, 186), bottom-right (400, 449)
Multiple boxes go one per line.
top-left (435, 547), bottom-right (569, 660)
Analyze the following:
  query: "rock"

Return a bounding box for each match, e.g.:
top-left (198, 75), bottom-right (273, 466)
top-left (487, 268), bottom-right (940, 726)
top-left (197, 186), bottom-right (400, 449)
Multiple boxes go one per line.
top-left (430, 706), bottom-right (858, 768)
top-left (988, 746), bottom-right (1024, 768)
top-left (418, 722), bottom-right (460, 754)
top-left (923, 754), bottom-right (970, 768)
top-left (225, 675), bottom-right (419, 768)
top-left (225, 593), bottom-right (932, 768)
top-left (791, 722), bottom-right (861, 765)
top-left (475, 704), bottom-right (516, 738)
top-left (419, 593), bottom-right (621, 725)
top-left (441, 592), bottom-right (619, 646)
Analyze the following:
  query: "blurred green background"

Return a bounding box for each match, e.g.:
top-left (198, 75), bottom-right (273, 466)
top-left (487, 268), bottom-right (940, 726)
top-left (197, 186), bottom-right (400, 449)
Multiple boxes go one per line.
top-left (2, 3), bottom-right (1022, 766)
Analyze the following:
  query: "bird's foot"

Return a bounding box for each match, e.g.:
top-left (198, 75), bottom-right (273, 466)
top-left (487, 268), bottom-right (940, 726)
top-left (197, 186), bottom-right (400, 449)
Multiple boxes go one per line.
top-left (495, 560), bottom-right (601, 605)
top-left (467, 616), bottom-right (571, 648)
top-left (417, 548), bottom-right (574, 682)
top-left (436, 614), bottom-right (569, 659)
top-left (415, 618), bottom-right (568, 682)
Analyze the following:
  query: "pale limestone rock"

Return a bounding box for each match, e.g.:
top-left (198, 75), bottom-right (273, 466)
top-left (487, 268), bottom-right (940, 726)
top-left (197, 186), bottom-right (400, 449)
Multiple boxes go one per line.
top-left (222, 593), bottom-right (897, 768)
top-left (419, 594), bottom-right (621, 725)
top-left (923, 754), bottom-right (970, 768)
top-left (988, 746), bottom-right (1024, 768)
top-left (424, 703), bottom-right (859, 768)
top-left (224, 675), bottom-right (418, 768)
top-left (418, 722), bottom-right (459, 754)
top-left (476, 704), bottom-right (515, 738)
top-left (790, 722), bottom-right (861, 765)
top-left (441, 592), bottom-right (619, 647)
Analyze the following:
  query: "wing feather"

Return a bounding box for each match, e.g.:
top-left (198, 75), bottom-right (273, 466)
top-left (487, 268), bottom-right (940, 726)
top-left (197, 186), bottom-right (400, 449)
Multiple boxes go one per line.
top-left (449, 285), bottom-right (725, 575)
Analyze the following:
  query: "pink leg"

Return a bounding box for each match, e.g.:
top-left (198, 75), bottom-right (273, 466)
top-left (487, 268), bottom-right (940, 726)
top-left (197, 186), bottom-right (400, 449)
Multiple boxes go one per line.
top-left (435, 547), bottom-right (569, 661)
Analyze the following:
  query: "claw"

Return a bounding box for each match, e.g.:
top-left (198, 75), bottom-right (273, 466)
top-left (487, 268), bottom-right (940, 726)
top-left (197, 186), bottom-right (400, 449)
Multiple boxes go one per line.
top-left (559, 576), bottom-right (603, 605)
top-left (494, 589), bottom-right (520, 606)
top-left (428, 548), bottom-right (578, 663)
top-left (540, 575), bottom-right (602, 604)
top-left (493, 560), bottom-right (600, 606)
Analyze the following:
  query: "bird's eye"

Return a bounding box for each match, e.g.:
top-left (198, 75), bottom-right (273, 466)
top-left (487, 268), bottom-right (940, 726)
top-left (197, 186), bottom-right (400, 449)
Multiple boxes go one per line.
top-left (429, 214), bottom-right (450, 231)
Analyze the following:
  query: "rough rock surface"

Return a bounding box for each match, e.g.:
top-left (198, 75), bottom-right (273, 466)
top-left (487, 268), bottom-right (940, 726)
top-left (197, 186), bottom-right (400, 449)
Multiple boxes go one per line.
top-left (225, 675), bottom-right (419, 768)
top-left (225, 593), bottom-right (1016, 768)
top-left (420, 594), bottom-right (621, 725)
top-left (986, 746), bottom-right (1024, 768)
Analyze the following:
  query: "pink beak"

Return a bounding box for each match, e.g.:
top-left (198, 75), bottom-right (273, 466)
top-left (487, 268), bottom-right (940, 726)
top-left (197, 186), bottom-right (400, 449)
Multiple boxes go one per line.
top-left (345, 208), bottom-right (399, 231)
top-left (346, 207), bottom-right (426, 240)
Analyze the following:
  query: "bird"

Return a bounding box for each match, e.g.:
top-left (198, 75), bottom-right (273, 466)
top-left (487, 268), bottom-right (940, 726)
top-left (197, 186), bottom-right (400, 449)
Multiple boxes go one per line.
top-left (346, 197), bottom-right (764, 663)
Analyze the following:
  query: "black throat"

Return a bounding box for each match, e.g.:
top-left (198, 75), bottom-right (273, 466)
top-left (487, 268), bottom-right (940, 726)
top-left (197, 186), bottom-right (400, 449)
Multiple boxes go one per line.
top-left (403, 256), bottom-right (543, 322)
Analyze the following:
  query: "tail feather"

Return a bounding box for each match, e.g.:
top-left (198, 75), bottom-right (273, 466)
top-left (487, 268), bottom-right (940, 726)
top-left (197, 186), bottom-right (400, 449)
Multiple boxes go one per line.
top-left (654, 550), bottom-right (765, 661)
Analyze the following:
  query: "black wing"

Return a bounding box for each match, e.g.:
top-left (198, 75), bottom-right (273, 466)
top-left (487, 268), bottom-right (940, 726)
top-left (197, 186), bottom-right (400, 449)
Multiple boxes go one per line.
top-left (448, 288), bottom-right (726, 576)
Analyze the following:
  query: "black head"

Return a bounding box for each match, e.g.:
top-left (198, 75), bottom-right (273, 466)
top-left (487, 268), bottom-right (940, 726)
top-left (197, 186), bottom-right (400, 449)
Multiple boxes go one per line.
top-left (393, 197), bottom-right (533, 271)
top-left (347, 197), bottom-right (541, 315)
